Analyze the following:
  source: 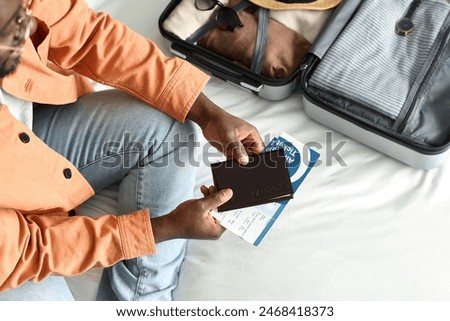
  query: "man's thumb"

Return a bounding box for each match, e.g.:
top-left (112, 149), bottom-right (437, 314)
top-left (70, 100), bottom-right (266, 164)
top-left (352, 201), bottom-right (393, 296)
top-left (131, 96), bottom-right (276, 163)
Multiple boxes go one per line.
top-left (206, 188), bottom-right (233, 209)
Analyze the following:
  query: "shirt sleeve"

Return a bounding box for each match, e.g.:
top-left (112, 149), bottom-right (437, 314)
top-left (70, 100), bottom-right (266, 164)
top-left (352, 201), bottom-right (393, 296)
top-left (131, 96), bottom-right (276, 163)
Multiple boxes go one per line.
top-left (0, 207), bottom-right (156, 292)
top-left (33, 0), bottom-right (210, 122)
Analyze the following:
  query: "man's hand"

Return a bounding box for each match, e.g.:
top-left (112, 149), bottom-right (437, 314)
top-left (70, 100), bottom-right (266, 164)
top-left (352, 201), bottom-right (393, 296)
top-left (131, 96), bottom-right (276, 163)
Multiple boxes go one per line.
top-left (187, 93), bottom-right (264, 165)
top-left (151, 187), bottom-right (232, 243)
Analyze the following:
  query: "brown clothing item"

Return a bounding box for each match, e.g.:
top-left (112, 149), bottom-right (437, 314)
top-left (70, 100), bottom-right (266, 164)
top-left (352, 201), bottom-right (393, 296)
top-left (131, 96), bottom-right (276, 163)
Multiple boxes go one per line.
top-left (197, 0), bottom-right (311, 79)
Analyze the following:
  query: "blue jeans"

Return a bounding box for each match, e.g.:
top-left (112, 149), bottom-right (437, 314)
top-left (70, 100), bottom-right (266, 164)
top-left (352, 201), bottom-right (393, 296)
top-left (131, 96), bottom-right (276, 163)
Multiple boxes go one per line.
top-left (0, 90), bottom-right (199, 300)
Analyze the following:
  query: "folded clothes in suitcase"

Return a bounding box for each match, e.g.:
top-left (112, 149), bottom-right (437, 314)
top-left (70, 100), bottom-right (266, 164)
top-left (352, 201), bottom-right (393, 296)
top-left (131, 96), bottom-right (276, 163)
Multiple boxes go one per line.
top-left (159, 0), bottom-right (337, 100)
top-left (300, 0), bottom-right (450, 169)
top-left (159, 0), bottom-right (450, 169)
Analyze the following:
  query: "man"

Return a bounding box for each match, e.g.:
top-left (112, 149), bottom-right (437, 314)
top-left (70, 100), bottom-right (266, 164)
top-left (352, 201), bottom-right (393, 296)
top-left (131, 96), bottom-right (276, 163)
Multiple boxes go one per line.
top-left (0, 0), bottom-right (264, 300)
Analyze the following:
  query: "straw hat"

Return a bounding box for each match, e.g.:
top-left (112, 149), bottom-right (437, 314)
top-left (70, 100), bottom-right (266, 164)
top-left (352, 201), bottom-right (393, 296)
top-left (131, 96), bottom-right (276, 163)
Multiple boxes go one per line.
top-left (248, 0), bottom-right (343, 10)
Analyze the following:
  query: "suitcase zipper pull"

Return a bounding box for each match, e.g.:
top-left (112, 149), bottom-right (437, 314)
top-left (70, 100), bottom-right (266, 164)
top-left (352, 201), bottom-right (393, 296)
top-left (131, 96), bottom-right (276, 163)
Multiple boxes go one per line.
top-left (300, 54), bottom-right (315, 71)
top-left (396, 0), bottom-right (421, 36)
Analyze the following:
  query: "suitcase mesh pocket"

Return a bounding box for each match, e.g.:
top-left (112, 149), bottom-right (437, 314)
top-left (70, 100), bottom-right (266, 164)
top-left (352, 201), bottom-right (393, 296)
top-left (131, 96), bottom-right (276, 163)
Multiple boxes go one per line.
top-left (308, 0), bottom-right (450, 120)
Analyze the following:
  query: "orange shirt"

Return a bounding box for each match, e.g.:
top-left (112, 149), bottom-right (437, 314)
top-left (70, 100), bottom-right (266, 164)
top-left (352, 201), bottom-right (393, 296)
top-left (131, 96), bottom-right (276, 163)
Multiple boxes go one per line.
top-left (0, 0), bottom-right (209, 291)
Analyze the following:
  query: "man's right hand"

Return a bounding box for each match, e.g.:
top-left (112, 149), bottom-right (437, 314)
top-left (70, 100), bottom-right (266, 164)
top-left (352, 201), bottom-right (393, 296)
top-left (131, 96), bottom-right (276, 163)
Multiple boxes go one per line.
top-left (150, 187), bottom-right (232, 243)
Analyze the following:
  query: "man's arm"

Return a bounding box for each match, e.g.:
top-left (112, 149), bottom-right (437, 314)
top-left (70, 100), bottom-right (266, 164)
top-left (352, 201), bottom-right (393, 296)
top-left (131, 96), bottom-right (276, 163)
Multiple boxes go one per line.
top-left (0, 187), bottom-right (232, 293)
top-left (31, 0), bottom-right (209, 122)
top-left (187, 93), bottom-right (265, 164)
top-left (0, 208), bottom-right (155, 292)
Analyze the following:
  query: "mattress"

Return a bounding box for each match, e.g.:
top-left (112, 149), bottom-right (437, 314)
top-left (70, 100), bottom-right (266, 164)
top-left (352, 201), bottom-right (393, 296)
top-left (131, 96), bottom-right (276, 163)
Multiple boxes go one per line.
top-left (67, 0), bottom-right (450, 301)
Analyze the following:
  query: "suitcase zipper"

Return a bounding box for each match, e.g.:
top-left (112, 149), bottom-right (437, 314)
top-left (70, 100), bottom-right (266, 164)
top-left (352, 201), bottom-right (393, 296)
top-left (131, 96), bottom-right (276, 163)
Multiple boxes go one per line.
top-left (396, 15), bottom-right (450, 134)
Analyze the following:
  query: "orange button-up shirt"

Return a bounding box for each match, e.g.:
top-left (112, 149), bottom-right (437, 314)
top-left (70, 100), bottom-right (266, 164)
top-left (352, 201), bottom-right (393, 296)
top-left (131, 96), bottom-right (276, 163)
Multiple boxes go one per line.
top-left (0, 0), bottom-right (209, 292)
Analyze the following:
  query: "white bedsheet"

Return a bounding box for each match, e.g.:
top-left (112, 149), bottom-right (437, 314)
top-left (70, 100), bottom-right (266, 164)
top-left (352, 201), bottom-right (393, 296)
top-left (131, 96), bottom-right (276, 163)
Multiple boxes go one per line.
top-left (68, 0), bottom-right (450, 301)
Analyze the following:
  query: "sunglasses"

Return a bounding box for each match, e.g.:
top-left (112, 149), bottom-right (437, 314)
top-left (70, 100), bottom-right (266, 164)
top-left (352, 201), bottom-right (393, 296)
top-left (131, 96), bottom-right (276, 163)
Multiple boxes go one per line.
top-left (0, 0), bottom-right (33, 53)
top-left (195, 0), bottom-right (243, 32)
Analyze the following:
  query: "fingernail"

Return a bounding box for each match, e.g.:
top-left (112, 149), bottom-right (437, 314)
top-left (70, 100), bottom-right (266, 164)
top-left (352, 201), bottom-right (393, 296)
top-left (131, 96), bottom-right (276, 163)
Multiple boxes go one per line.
top-left (239, 155), bottom-right (249, 165)
top-left (223, 188), bottom-right (233, 198)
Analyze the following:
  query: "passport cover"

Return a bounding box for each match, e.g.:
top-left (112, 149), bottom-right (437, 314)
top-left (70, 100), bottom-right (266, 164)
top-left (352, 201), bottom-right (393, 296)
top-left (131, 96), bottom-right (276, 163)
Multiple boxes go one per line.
top-left (211, 149), bottom-right (294, 212)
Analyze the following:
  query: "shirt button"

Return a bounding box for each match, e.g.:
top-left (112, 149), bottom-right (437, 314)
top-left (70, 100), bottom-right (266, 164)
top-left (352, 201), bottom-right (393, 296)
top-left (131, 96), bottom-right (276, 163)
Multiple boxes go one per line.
top-left (68, 209), bottom-right (76, 217)
top-left (63, 168), bottom-right (72, 179)
top-left (19, 132), bottom-right (30, 144)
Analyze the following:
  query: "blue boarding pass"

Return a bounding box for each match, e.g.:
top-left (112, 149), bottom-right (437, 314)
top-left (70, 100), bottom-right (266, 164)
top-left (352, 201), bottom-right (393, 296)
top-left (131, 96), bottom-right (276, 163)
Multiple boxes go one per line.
top-left (212, 132), bottom-right (320, 246)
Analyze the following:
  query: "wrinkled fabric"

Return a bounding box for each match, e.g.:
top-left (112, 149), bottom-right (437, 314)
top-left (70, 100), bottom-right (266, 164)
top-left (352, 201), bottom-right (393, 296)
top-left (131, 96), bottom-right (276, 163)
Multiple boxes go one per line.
top-left (0, 0), bottom-right (209, 292)
top-left (198, 0), bottom-right (311, 78)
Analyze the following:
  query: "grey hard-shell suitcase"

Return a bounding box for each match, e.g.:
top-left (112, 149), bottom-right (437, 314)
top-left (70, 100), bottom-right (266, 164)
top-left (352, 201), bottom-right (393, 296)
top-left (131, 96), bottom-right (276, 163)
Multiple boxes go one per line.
top-left (159, 0), bottom-right (450, 169)
top-left (300, 0), bottom-right (450, 169)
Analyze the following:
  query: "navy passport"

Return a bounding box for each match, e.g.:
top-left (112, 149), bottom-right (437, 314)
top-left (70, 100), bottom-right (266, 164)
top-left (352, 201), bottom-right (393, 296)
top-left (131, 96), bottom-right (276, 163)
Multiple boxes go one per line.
top-left (211, 149), bottom-right (293, 212)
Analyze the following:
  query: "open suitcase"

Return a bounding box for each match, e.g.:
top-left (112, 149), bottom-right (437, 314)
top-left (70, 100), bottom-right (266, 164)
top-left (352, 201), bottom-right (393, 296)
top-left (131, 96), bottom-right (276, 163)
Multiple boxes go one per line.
top-left (159, 0), bottom-right (450, 169)
top-left (158, 0), bottom-right (322, 100)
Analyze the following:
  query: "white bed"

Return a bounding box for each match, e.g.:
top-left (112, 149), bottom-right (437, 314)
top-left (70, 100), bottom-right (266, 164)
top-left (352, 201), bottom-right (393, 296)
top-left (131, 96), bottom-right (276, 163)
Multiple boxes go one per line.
top-left (66, 0), bottom-right (450, 301)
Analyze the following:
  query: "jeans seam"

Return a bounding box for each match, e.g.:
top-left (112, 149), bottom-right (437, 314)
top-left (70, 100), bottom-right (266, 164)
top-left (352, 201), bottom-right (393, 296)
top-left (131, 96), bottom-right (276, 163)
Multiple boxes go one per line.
top-left (134, 257), bottom-right (146, 300)
top-left (77, 150), bottom-right (143, 171)
top-left (135, 163), bottom-right (144, 212)
top-left (143, 119), bottom-right (178, 164)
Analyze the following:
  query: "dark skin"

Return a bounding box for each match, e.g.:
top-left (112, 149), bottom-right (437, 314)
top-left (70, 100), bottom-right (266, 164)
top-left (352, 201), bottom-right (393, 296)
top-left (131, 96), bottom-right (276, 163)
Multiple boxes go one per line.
top-left (0, 0), bottom-right (37, 77)
top-left (0, 0), bottom-right (265, 243)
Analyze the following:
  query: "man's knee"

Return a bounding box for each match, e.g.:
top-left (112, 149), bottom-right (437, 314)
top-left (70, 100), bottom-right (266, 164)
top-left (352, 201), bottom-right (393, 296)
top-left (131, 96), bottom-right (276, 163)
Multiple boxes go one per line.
top-left (144, 120), bottom-right (200, 170)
